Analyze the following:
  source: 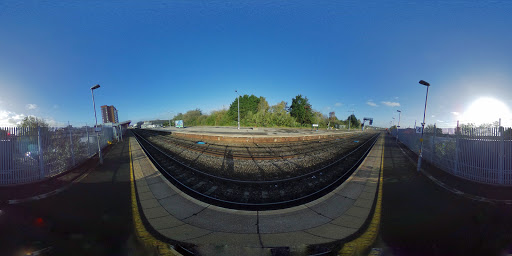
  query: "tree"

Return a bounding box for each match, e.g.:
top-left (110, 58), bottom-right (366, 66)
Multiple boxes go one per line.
top-left (289, 95), bottom-right (313, 125)
top-left (329, 112), bottom-right (337, 121)
top-left (268, 101), bottom-right (297, 127)
top-left (183, 109), bottom-right (202, 126)
top-left (19, 116), bottom-right (49, 129)
top-left (346, 114), bottom-right (361, 129)
top-left (424, 124), bottom-right (443, 135)
top-left (257, 96), bottom-right (269, 113)
top-left (228, 94), bottom-right (260, 121)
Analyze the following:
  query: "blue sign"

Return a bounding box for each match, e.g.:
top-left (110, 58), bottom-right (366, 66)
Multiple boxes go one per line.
top-left (175, 120), bottom-right (184, 128)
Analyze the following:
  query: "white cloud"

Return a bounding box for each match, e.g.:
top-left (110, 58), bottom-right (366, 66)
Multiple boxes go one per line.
top-left (366, 101), bottom-right (378, 107)
top-left (0, 110), bottom-right (26, 127)
top-left (334, 102), bottom-right (342, 107)
top-left (436, 120), bottom-right (445, 123)
top-left (0, 108), bottom-right (66, 127)
top-left (431, 115), bottom-right (436, 118)
top-left (381, 101), bottom-right (400, 107)
top-left (451, 112), bottom-right (460, 116)
top-left (26, 104), bottom-right (38, 110)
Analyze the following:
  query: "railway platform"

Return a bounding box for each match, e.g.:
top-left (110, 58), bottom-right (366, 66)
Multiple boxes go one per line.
top-left (130, 130), bottom-right (384, 255)
top-left (151, 126), bottom-right (364, 144)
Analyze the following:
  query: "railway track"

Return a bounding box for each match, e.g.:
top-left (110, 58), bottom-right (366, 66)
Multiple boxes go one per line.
top-left (132, 130), bottom-right (380, 210)
top-left (135, 129), bottom-right (358, 160)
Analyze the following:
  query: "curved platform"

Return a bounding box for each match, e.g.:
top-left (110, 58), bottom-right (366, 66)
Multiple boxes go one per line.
top-left (150, 126), bottom-right (362, 143)
top-left (129, 132), bottom-right (384, 255)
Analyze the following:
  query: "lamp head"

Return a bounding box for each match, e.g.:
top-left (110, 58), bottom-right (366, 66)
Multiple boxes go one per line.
top-left (91, 84), bottom-right (100, 90)
top-left (419, 80), bottom-right (430, 86)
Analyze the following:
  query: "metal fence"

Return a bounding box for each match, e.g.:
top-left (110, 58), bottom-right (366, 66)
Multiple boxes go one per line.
top-left (0, 125), bottom-right (122, 185)
top-left (392, 126), bottom-right (512, 186)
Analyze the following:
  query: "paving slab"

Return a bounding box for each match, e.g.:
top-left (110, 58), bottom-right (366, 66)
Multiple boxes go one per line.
top-left (184, 207), bottom-right (258, 233)
top-left (186, 232), bottom-right (261, 247)
top-left (359, 191), bottom-right (377, 200)
top-left (258, 208), bottom-right (331, 233)
top-left (344, 206), bottom-right (371, 219)
top-left (260, 232), bottom-right (335, 247)
top-left (305, 223), bottom-right (358, 240)
top-left (306, 194), bottom-right (355, 219)
top-left (148, 215), bottom-right (184, 230)
top-left (159, 224), bottom-right (212, 241)
top-left (330, 214), bottom-right (366, 229)
top-left (148, 181), bottom-right (178, 200)
top-left (158, 194), bottom-right (207, 220)
top-left (145, 206), bottom-right (170, 219)
top-left (136, 184), bottom-right (151, 193)
top-left (336, 182), bottom-right (365, 200)
top-left (138, 190), bottom-right (155, 201)
top-left (353, 197), bottom-right (373, 209)
top-left (140, 198), bottom-right (160, 209)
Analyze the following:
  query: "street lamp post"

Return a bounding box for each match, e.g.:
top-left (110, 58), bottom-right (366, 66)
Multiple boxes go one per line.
top-left (417, 80), bottom-right (431, 172)
top-left (396, 110), bottom-right (401, 142)
top-left (90, 84), bottom-right (103, 165)
top-left (235, 90), bottom-right (240, 130)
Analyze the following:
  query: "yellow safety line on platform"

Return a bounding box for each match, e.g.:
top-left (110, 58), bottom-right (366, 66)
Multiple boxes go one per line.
top-left (338, 136), bottom-right (384, 256)
top-left (129, 140), bottom-right (182, 256)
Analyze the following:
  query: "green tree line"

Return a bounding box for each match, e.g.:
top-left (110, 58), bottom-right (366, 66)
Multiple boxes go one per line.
top-left (164, 94), bottom-right (362, 129)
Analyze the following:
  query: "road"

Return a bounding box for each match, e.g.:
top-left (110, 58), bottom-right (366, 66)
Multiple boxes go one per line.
top-left (378, 134), bottom-right (512, 256)
top-left (0, 138), bottom-right (151, 256)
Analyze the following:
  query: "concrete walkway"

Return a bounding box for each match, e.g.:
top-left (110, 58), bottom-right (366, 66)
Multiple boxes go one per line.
top-left (130, 133), bottom-right (384, 255)
top-left (377, 134), bottom-right (512, 256)
top-left (146, 126), bottom-right (370, 144)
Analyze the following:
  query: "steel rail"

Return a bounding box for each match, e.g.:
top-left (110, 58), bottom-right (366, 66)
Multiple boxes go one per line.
top-left (137, 129), bottom-right (359, 160)
top-left (133, 130), bottom-right (378, 184)
top-left (132, 130), bottom-right (380, 210)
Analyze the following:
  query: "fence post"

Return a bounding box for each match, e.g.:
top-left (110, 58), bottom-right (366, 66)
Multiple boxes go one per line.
top-left (69, 123), bottom-right (75, 167)
top-left (499, 126), bottom-right (504, 184)
top-left (86, 124), bottom-right (90, 157)
top-left (454, 130), bottom-right (460, 175)
top-left (431, 124), bottom-right (436, 162)
top-left (38, 126), bottom-right (45, 179)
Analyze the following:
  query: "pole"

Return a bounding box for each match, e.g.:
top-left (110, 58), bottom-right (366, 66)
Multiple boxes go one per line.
top-left (91, 88), bottom-right (103, 165)
top-left (417, 85), bottom-right (429, 172)
top-left (86, 123), bottom-right (90, 157)
top-left (236, 91), bottom-right (240, 130)
top-left (68, 121), bottom-right (75, 166)
top-left (396, 110), bottom-right (401, 142)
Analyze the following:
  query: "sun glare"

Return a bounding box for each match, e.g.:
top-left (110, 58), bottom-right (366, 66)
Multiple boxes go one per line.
top-left (462, 97), bottom-right (512, 126)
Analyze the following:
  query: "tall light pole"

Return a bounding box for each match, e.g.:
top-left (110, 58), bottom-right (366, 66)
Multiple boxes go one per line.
top-left (417, 80), bottom-right (430, 172)
top-left (90, 84), bottom-right (103, 165)
top-left (396, 110), bottom-right (401, 142)
top-left (235, 90), bottom-right (241, 130)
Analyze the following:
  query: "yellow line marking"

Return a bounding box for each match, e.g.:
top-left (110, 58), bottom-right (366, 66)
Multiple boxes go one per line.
top-left (129, 139), bottom-right (182, 256)
top-left (338, 136), bottom-right (384, 256)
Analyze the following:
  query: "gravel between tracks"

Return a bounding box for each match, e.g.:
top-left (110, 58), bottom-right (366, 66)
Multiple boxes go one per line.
top-left (136, 130), bottom-right (376, 181)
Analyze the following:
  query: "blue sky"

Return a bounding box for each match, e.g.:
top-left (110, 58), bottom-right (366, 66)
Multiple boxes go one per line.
top-left (1, 0), bottom-right (511, 128)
